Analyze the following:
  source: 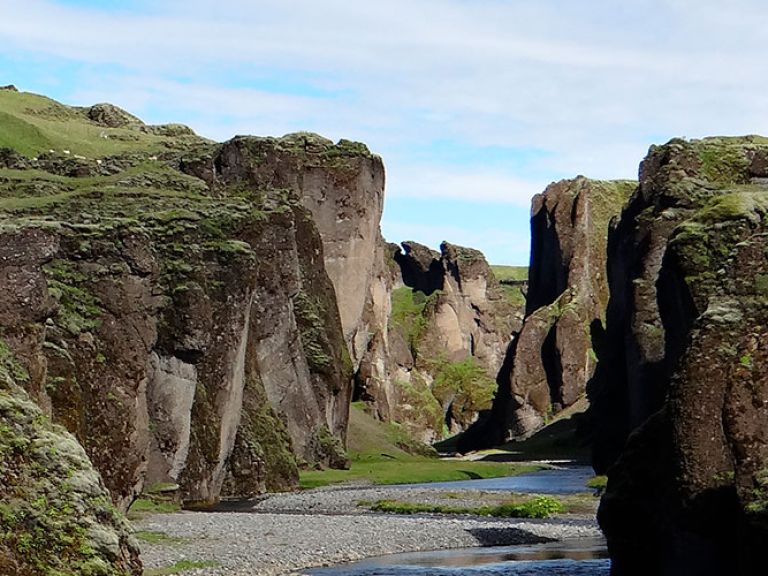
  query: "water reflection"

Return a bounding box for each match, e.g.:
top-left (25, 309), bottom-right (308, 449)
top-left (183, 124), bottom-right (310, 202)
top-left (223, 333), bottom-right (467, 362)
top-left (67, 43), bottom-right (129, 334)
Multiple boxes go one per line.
top-left (306, 539), bottom-right (610, 575)
top-left (391, 466), bottom-right (595, 495)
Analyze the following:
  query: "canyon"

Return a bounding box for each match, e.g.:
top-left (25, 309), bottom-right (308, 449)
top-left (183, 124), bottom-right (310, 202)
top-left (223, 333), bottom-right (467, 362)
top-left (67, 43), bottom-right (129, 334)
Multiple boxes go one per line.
top-left (1, 87), bottom-right (767, 576)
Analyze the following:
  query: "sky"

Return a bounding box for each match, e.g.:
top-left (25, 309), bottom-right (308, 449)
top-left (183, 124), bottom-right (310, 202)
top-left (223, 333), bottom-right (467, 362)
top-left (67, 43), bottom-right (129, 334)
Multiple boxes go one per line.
top-left (2, 1), bottom-right (768, 264)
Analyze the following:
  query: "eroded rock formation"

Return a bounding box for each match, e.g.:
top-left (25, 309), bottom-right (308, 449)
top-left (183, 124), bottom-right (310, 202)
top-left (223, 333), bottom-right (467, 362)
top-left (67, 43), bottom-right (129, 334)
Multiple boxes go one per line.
top-left (0, 91), bottom-right (356, 513)
top-left (461, 177), bottom-right (632, 450)
top-left (213, 133), bottom-right (386, 369)
top-left (355, 240), bottom-right (518, 442)
top-left (590, 137), bottom-right (768, 575)
top-left (0, 343), bottom-right (141, 576)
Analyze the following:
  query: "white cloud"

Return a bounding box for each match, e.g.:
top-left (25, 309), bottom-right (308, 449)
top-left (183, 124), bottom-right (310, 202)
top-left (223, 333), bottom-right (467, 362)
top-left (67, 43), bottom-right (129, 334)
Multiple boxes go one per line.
top-left (387, 164), bottom-right (546, 207)
top-left (4, 0), bottom-right (768, 261)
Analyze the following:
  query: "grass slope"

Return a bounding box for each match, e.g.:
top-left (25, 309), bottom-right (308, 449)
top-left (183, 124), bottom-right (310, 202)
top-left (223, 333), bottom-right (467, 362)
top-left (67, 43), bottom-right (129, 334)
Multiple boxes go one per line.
top-left (0, 90), bottom-right (201, 157)
top-left (301, 404), bottom-right (541, 488)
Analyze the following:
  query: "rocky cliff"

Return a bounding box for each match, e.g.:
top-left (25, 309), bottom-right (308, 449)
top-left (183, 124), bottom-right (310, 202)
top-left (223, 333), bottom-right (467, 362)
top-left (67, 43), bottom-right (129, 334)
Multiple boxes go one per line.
top-left (355, 240), bottom-right (518, 443)
top-left (0, 90), bottom-right (355, 511)
top-left (460, 177), bottom-right (632, 450)
top-left (590, 137), bottom-right (768, 575)
top-left (213, 133), bottom-right (386, 370)
top-left (0, 342), bottom-right (141, 576)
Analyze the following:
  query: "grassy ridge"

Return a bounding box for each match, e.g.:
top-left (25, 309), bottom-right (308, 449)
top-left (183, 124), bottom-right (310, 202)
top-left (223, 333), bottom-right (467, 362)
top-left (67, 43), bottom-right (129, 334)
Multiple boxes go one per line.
top-left (0, 90), bottom-right (201, 157)
top-left (490, 265), bottom-right (528, 282)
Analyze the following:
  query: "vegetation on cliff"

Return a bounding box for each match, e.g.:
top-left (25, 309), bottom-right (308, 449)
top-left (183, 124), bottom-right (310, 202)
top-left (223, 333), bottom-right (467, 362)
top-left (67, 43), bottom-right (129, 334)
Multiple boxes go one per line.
top-left (591, 136), bottom-right (768, 574)
top-left (0, 89), bottom-right (360, 518)
top-left (0, 341), bottom-right (141, 576)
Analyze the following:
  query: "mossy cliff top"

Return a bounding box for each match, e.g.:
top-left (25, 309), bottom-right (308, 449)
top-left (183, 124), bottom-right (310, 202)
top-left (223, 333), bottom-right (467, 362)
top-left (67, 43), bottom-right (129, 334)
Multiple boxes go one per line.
top-left (0, 89), bottom-right (377, 281)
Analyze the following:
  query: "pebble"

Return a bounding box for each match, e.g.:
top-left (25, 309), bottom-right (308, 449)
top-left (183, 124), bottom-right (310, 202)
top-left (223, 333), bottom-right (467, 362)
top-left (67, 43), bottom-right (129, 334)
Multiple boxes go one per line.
top-left (135, 485), bottom-right (602, 576)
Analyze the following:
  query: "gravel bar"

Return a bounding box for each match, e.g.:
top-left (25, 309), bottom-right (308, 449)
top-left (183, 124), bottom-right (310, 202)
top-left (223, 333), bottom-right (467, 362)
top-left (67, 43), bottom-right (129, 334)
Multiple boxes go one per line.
top-left (136, 485), bottom-right (602, 575)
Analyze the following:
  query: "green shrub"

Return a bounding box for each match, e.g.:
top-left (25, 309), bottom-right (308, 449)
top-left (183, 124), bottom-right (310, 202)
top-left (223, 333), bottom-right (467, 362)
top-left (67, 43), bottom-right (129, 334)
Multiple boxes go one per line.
top-left (390, 287), bottom-right (438, 353)
top-left (586, 475), bottom-right (608, 491)
top-left (367, 495), bottom-right (564, 519)
top-left (431, 357), bottom-right (496, 428)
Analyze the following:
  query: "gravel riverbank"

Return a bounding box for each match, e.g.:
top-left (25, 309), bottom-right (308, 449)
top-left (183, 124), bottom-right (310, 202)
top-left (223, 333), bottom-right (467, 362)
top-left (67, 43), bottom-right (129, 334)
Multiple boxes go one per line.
top-left (136, 484), bottom-right (602, 575)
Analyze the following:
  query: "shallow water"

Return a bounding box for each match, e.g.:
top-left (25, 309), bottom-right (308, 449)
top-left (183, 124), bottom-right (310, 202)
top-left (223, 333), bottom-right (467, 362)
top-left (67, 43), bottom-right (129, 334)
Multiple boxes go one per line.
top-left (392, 465), bottom-right (595, 494)
top-left (306, 467), bottom-right (609, 575)
top-left (306, 539), bottom-right (610, 575)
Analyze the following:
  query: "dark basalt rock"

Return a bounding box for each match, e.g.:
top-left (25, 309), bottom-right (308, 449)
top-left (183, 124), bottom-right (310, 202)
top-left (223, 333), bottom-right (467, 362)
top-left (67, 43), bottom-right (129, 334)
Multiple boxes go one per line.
top-left (0, 92), bottom-right (359, 514)
top-left (592, 136), bottom-right (768, 575)
top-left (0, 346), bottom-right (141, 576)
top-left (395, 241), bottom-right (443, 295)
top-left (460, 177), bottom-right (632, 451)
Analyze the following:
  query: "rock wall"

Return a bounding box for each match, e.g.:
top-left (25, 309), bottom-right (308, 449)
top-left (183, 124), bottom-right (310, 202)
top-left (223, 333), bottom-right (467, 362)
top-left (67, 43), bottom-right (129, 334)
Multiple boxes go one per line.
top-left (0, 342), bottom-right (141, 576)
top-left (460, 177), bottom-right (632, 450)
top-left (590, 137), bottom-right (768, 575)
top-left (213, 133), bottom-right (386, 369)
top-left (0, 92), bottom-right (356, 510)
top-left (355, 241), bottom-right (518, 443)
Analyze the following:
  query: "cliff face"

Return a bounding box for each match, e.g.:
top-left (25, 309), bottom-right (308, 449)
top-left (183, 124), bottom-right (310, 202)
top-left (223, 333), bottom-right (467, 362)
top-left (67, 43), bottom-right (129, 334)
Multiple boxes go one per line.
top-left (355, 241), bottom-right (517, 443)
top-left (461, 177), bottom-right (632, 449)
top-left (0, 343), bottom-right (141, 576)
top-left (0, 91), bottom-right (354, 510)
top-left (213, 134), bottom-right (386, 369)
top-left (591, 137), bottom-right (768, 575)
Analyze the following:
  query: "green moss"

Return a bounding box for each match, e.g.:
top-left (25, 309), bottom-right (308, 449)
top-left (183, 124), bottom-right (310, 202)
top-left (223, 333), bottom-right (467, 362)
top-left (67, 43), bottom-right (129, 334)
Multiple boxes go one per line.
top-left (0, 353), bottom-right (134, 576)
top-left (0, 339), bottom-right (30, 384)
top-left (312, 424), bottom-right (348, 469)
top-left (293, 290), bottom-right (333, 371)
top-left (390, 287), bottom-right (438, 354)
top-left (697, 142), bottom-right (750, 185)
top-left (385, 421), bottom-right (439, 458)
top-left (586, 475), bottom-right (608, 490)
top-left (394, 376), bottom-right (444, 435)
top-left (233, 375), bottom-right (299, 492)
top-left (695, 192), bottom-right (768, 224)
top-left (43, 260), bottom-right (103, 336)
top-left (499, 284), bottom-right (526, 307)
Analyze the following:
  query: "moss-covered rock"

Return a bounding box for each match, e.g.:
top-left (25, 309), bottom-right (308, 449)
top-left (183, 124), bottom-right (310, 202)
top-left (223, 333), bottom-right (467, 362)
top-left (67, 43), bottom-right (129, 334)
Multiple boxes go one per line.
top-left (0, 90), bottom-right (354, 515)
top-left (592, 136), bottom-right (768, 574)
top-left (0, 341), bottom-right (141, 576)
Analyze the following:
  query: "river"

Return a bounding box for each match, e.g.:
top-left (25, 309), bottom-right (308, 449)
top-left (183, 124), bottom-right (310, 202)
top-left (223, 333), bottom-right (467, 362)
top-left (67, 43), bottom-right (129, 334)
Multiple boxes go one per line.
top-left (305, 465), bottom-right (610, 575)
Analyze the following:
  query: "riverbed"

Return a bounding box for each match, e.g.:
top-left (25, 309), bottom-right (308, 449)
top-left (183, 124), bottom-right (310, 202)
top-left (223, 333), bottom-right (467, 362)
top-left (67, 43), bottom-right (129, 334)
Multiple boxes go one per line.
top-left (136, 466), bottom-right (606, 575)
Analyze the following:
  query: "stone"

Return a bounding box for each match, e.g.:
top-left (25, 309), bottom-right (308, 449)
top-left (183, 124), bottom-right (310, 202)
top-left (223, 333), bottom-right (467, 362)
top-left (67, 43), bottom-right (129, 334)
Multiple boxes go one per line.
top-left (461, 177), bottom-right (633, 450)
top-left (355, 240), bottom-right (517, 443)
top-left (591, 136), bottom-right (768, 574)
top-left (0, 345), bottom-right (141, 575)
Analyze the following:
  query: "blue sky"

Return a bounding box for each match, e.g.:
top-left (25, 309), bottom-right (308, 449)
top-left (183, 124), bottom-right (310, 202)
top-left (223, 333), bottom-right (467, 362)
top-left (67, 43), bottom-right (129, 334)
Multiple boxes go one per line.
top-left (3, 1), bottom-right (768, 264)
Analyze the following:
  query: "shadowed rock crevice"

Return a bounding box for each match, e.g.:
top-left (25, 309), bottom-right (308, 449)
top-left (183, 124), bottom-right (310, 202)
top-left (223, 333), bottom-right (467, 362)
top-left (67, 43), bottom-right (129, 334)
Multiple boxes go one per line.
top-left (541, 326), bottom-right (564, 409)
top-left (461, 177), bottom-right (634, 450)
